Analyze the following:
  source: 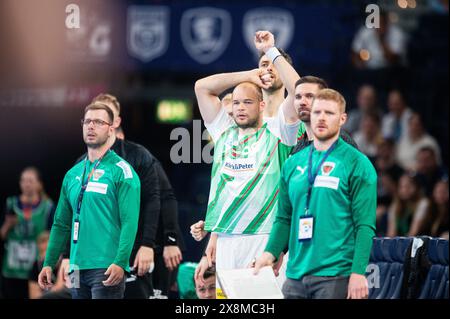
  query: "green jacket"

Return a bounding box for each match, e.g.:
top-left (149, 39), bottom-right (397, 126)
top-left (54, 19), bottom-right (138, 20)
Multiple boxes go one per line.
top-left (44, 150), bottom-right (140, 272)
top-left (266, 137), bottom-right (377, 279)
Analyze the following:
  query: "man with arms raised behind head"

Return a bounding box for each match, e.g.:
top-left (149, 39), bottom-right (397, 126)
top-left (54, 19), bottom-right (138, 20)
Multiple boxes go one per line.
top-left (194, 31), bottom-right (300, 298)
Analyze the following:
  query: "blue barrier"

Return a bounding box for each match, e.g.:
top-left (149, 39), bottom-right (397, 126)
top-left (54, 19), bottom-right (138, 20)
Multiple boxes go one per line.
top-left (418, 238), bottom-right (449, 299)
top-left (368, 237), bottom-right (413, 299)
top-left (367, 237), bottom-right (448, 299)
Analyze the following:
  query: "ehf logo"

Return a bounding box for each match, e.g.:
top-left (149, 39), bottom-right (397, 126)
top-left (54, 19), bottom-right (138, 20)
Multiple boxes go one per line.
top-left (181, 7), bottom-right (232, 64)
top-left (127, 6), bottom-right (170, 62)
top-left (243, 7), bottom-right (294, 57)
top-left (301, 220), bottom-right (312, 233)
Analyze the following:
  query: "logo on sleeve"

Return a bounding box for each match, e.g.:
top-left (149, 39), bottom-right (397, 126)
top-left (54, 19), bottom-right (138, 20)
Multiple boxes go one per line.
top-left (321, 162), bottom-right (335, 176)
top-left (116, 161), bottom-right (133, 179)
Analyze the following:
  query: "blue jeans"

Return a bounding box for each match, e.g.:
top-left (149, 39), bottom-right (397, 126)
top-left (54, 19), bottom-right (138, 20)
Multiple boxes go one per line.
top-left (70, 269), bottom-right (126, 299)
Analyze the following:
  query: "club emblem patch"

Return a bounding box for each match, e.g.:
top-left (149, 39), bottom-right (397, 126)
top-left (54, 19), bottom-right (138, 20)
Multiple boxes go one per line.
top-left (321, 162), bottom-right (335, 176)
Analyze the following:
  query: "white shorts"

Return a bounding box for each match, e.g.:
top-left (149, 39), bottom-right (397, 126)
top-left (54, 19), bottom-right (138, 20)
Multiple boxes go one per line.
top-left (215, 233), bottom-right (288, 297)
top-left (216, 233), bottom-right (269, 270)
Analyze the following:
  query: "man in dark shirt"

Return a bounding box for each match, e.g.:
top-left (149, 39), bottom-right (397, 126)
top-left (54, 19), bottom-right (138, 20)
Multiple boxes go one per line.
top-left (114, 129), bottom-right (185, 298)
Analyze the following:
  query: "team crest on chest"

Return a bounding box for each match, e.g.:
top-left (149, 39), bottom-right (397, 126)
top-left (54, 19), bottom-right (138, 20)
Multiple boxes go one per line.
top-left (321, 162), bottom-right (335, 176)
top-left (93, 169), bottom-right (105, 181)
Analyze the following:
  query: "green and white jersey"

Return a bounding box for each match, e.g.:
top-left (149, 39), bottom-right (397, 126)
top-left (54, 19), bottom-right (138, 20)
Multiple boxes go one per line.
top-left (44, 150), bottom-right (140, 272)
top-left (204, 104), bottom-right (299, 234)
top-left (2, 196), bottom-right (53, 279)
top-left (297, 121), bottom-right (307, 141)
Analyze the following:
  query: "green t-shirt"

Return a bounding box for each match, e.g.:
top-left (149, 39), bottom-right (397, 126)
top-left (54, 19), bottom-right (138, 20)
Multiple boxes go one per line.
top-left (266, 137), bottom-right (377, 279)
top-left (44, 150), bottom-right (140, 272)
top-left (177, 262), bottom-right (198, 299)
top-left (2, 196), bottom-right (53, 279)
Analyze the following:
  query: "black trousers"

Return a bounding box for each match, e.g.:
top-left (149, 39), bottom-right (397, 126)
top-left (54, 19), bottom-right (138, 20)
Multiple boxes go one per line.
top-left (123, 272), bottom-right (153, 299)
top-left (152, 252), bottom-right (179, 299)
top-left (123, 252), bottom-right (178, 299)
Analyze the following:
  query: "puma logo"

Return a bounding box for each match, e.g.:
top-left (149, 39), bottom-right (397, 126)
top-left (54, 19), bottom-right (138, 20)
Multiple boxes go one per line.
top-left (296, 166), bottom-right (306, 175)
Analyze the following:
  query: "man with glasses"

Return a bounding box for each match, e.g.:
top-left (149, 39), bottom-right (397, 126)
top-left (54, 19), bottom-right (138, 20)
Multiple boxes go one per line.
top-left (38, 103), bottom-right (141, 299)
top-left (59, 93), bottom-right (179, 299)
top-left (90, 93), bottom-right (183, 299)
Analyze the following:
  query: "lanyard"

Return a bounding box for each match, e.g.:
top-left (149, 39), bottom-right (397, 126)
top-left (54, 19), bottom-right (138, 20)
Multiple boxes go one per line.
top-left (75, 150), bottom-right (109, 218)
top-left (305, 140), bottom-right (338, 215)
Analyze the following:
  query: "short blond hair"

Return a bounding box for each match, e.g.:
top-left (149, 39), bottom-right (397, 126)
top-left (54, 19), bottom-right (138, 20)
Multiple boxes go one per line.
top-left (313, 88), bottom-right (346, 113)
top-left (92, 93), bottom-right (121, 114)
top-left (221, 93), bottom-right (232, 104)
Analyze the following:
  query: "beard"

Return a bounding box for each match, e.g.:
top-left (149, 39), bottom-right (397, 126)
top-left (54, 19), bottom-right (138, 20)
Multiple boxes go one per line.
top-left (313, 128), bottom-right (339, 142)
top-left (298, 112), bottom-right (310, 123)
top-left (234, 117), bottom-right (259, 130)
top-left (296, 106), bottom-right (311, 122)
top-left (264, 79), bottom-right (284, 93)
top-left (84, 134), bottom-right (109, 149)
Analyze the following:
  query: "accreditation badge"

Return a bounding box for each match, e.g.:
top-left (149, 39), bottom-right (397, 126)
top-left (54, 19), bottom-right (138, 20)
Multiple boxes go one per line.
top-left (298, 215), bottom-right (314, 241)
top-left (73, 220), bottom-right (80, 243)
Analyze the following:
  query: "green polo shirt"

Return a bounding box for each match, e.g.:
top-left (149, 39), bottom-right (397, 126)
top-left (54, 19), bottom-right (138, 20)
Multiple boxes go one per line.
top-left (266, 137), bottom-right (377, 279)
top-left (44, 150), bottom-right (140, 272)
